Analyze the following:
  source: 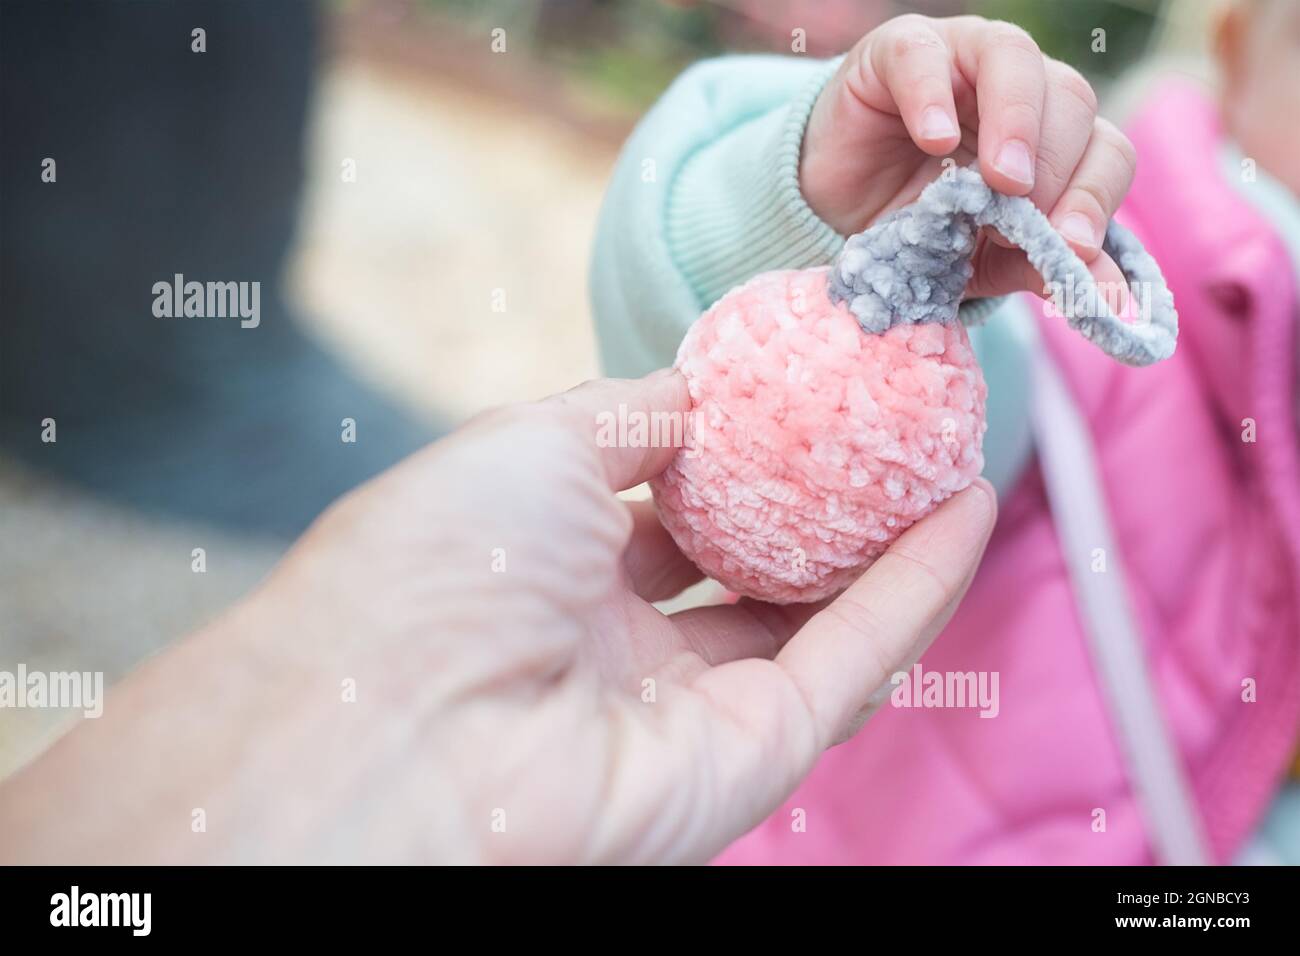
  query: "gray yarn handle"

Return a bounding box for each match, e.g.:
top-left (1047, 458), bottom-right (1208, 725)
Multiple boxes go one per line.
top-left (828, 166), bottom-right (1177, 366)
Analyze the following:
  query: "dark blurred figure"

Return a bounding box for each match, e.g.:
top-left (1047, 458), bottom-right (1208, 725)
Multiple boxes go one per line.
top-left (0, 0), bottom-right (434, 538)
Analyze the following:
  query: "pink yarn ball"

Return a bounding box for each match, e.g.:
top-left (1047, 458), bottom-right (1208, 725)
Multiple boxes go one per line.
top-left (651, 267), bottom-right (986, 604)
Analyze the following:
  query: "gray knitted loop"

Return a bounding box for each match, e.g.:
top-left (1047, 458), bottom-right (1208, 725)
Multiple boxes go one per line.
top-left (827, 166), bottom-right (1178, 366)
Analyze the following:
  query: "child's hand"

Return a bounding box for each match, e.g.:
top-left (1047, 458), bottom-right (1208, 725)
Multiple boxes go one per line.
top-left (802, 15), bottom-right (1136, 299)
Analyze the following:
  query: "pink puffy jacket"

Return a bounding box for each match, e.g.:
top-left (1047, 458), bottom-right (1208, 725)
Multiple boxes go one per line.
top-left (716, 82), bottom-right (1300, 865)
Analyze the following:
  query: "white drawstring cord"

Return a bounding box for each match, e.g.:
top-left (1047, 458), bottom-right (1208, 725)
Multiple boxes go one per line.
top-left (1030, 343), bottom-right (1210, 866)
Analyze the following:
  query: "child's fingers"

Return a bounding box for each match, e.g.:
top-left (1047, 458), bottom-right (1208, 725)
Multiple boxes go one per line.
top-left (1028, 60), bottom-right (1099, 210)
top-left (950, 17), bottom-right (1046, 195)
top-left (866, 16), bottom-right (961, 155)
top-left (986, 58), bottom-right (1097, 249)
top-left (966, 241), bottom-right (1127, 304)
top-left (966, 240), bottom-right (1038, 298)
top-left (1087, 249), bottom-right (1131, 312)
top-left (769, 481), bottom-right (997, 749)
top-left (1048, 118), bottom-right (1138, 262)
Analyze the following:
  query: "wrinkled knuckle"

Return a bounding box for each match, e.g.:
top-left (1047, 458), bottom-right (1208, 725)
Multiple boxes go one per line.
top-left (825, 590), bottom-right (886, 631)
top-left (820, 596), bottom-right (897, 680)
top-left (1067, 184), bottom-right (1110, 221)
top-left (778, 667), bottom-right (826, 754)
top-left (1001, 99), bottom-right (1044, 134)
top-left (987, 20), bottom-right (1039, 55)
top-left (1097, 118), bottom-right (1138, 173)
top-left (1050, 60), bottom-right (1098, 115)
top-left (886, 19), bottom-right (945, 60)
top-left (884, 545), bottom-right (958, 600)
top-left (1034, 137), bottom-right (1075, 188)
top-left (888, 13), bottom-right (935, 36)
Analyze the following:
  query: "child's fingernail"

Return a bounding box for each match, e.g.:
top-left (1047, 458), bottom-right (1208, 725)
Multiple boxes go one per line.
top-left (993, 139), bottom-right (1035, 186)
top-left (919, 106), bottom-right (957, 141)
top-left (1059, 212), bottom-right (1100, 248)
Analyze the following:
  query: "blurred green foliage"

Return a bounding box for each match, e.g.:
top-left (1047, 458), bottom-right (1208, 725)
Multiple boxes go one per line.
top-left (976, 0), bottom-right (1159, 76)
top-left (406, 0), bottom-right (1161, 109)
top-left (418, 0), bottom-right (725, 108)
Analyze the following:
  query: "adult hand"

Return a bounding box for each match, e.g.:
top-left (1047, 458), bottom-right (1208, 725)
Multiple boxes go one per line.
top-left (0, 371), bottom-right (995, 864)
top-left (801, 14), bottom-right (1137, 299)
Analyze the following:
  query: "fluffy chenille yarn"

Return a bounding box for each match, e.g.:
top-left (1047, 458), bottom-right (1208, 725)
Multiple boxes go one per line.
top-left (652, 167), bottom-right (1178, 603)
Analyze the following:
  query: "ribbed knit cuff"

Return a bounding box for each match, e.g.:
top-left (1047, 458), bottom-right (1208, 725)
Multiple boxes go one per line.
top-left (666, 60), bottom-right (844, 308)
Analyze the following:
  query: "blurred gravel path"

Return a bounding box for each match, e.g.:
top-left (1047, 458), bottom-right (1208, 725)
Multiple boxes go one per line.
top-left (0, 58), bottom-right (615, 778)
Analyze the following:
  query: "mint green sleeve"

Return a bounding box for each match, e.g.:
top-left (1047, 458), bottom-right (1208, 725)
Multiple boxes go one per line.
top-left (588, 54), bottom-right (1033, 498)
top-left (589, 55), bottom-right (842, 377)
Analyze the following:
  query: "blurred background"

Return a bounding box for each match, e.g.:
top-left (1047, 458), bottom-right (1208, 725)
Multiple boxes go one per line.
top-left (0, 0), bottom-right (1215, 775)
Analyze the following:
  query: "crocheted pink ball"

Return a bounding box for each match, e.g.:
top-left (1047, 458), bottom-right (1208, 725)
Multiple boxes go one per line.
top-left (651, 267), bottom-right (986, 604)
